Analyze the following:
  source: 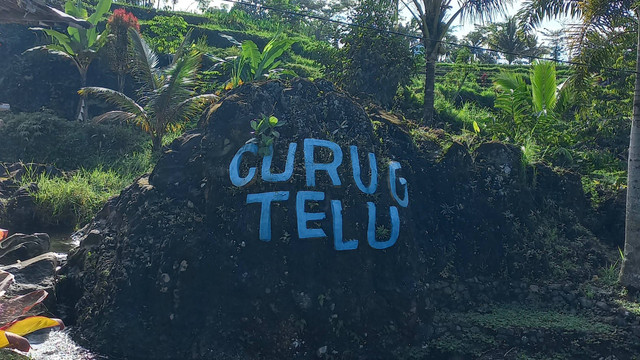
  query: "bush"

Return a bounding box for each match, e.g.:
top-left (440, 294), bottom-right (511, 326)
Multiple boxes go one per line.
top-left (0, 111), bottom-right (149, 170)
top-left (142, 15), bottom-right (188, 53)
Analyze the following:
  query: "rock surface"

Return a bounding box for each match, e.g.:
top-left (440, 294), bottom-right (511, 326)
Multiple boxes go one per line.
top-left (1, 252), bottom-right (59, 311)
top-left (0, 233), bottom-right (50, 265)
top-left (60, 79), bottom-right (610, 359)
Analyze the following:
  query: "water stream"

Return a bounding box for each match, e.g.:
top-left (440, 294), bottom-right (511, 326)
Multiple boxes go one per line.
top-left (16, 233), bottom-right (107, 359)
top-left (25, 329), bottom-right (105, 360)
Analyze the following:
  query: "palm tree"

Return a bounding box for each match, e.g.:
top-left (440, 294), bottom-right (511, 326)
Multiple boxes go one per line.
top-left (541, 28), bottom-right (565, 61)
top-left (80, 29), bottom-right (217, 154)
top-left (28, 0), bottom-right (112, 122)
top-left (488, 16), bottom-right (529, 64)
top-left (401, 0), bottom-right (513, 125)
top-left (518, 0), bottom-right (640, 288)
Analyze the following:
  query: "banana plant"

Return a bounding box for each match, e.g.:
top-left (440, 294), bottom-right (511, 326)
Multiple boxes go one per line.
top-left (213, 35), bottom-right (296, 90)
top-left (80, 29), bottom-right (218, 154)
top-left (28, 0), bottom-right (112, 122)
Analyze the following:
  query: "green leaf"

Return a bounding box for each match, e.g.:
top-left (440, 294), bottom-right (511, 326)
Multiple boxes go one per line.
top-left (268, 116), bottom-right (278, 127)
top-left (36, 28), bottom-right (75, 55)
top-left (64, 0), bottom-right (87, 19)
top-left (473, 121), bottom-right (481, 134)
top-left (87, 0), bottom-right (112, 25)
top-left (531, 61), bottom-right (557, 112)
top-left (250, 120), bottom-right (258, 130)
top-left (67, 26), bottom-right (80, 43)
top-left (256, 38), bottom-right (294, 79)
top-left (240, 41), bottom-right (260, 76)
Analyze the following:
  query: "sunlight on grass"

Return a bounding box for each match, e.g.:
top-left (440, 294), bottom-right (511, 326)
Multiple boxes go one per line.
top-left (20, 151), bottom-right (156, 229)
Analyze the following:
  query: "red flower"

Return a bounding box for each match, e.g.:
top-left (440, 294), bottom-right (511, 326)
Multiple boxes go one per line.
top-left (108, 8), bottom-right (140, 32)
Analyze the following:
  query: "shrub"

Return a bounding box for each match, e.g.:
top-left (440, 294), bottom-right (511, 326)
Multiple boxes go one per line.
top-left (0, 111), bottom-right (149, 170)
top-left (142, 15), bottom-right (188, 54)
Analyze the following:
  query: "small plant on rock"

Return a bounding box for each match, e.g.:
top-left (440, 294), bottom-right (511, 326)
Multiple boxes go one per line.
top-left (250, 115), bottom-right (283, 156)
top-left (213, 35), bottom-right (296, 90)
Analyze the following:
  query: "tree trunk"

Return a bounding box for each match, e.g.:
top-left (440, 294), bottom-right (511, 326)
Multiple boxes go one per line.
top-left (423, 55), bottom-right (436, 126)
top-left (152, 134), bottom-right (162, 154)
top-left (117, 73), bottom-right (125, 93)
top-left (76, 70), bottom-right (88, 122)
top-left (620, 13), bottom-right (640, 288)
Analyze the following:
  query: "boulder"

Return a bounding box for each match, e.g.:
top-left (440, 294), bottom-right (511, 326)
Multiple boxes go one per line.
top-left (1, 252), bottom-right (58, 310)
top-left (60, 79), bottom-right (609, 360)
top-left (0, 233), bottom-right (50, 265)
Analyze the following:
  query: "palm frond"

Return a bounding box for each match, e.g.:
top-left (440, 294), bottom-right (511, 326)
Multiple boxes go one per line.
top-left (530, 61), bottom-right (557, 112)
top-left (153, 49), bottom-right (202, 121)
top-left (494, 71), bottom-right (525, 92)
top-left (79, 87), bottom-right (146, 116)
top-left (128, 28), bottom-right (159, 90)
top-left (172, 29), bottom-right (194, 65)
top-left (93, 110), bottom-right (138, 123)
top-left (516, 0), bottom-right (581, 31)
top-left (459, 0), bottom-right (513, 23)
top-left (24, 45), bottom-right (75, 62)
top-left (170, 94), bottom-right (219, 126)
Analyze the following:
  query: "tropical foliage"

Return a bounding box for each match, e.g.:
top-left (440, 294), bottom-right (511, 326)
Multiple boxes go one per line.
top-left (80, 29), bottom-right (217, 153)
top-left (28, 0), bottom-right (112, 122)
top-left (332, 0), bottom-right (413, 107)
top-left (0, 270), bottom-right (63, 352)
top-left (215, 36), bottom-right (296, 90)
top-left (493, 61), bottom-right (572, 161)
top-left (143, 15), bottom-right (189, 54)
top-left (106, 8), bottom-right (141, 92)
top-left (403, 0), bottom-right (513, 125)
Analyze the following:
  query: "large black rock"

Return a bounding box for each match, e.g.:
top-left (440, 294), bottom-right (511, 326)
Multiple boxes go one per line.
top-left (60, 79), bottom-right (608, 360)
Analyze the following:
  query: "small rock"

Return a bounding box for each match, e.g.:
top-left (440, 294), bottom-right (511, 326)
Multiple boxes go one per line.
top-left (316, 345), bottom-right (327, 357)
top-left (596, 301), bottom-right (609, 311)
top-left (579, 297), bottom-right (593, 308)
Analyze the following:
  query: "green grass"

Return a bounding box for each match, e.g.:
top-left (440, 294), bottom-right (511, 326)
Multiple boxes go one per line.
top-left (446, 305), bottom-right (615, 334)
top-left (20, 152), bottom-right (155, 229)
top-left (614, 298), bottom-right (640, 316)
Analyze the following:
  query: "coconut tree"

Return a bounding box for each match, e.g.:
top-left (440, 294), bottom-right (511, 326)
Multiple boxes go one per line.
top-left (28, 0), bottom-right (112, 121)
top-left (518, 0), bottom-right (640, 288)
top-left (80, 29), bottom-right (217, 154)
top-left (401, 0), bottom-right (513, 125)
top-left (488, 17), bottom-right (529, 64)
